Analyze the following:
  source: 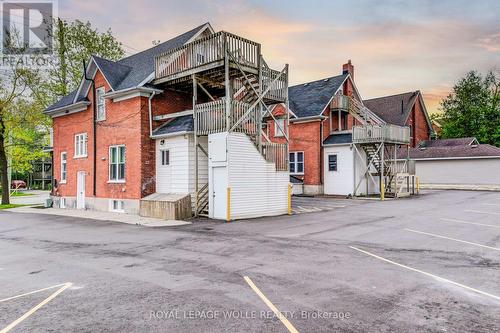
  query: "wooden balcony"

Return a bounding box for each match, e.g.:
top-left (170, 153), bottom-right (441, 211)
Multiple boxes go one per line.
top-left (352, 125), bottom-right (410, 144)
top-left (155, 31), bottom-right (259, 83)
top-left (154, 31), bottom-right (287, 103)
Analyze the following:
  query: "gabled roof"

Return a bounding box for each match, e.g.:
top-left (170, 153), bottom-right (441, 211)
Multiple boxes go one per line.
top-left (419, 137), bottom-right (478, 148)
top-left (401, 144), bottom-right (500, 159)
top-left (363, 91), bottom-right (420, 126)
top-left (45, 23), bottom-right (211, 113)
top-left (92, 55), bottom-right (132, 91)
top-left (152, 115), bottom-right (193, 137)
top-left (288, 74), bottom-right (348, 118)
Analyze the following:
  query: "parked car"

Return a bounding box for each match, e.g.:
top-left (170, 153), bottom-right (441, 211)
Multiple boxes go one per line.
top-left (11, 180), bottom-right (27, 189)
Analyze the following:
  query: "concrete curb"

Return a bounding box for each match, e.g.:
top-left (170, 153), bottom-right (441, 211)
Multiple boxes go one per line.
top-left (420, 184), bottom-right (500, 192)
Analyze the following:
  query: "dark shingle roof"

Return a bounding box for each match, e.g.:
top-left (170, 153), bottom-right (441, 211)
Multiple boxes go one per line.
top-left (323, 133), bottom-right (352, 145)
top-left (289, 74), bottom-right (348, 118)
top-left (152, 115), bottom-right (193, 136)
top-left (363, 92), bottom-right (419, 126)
top-left (93, 55), bottom-right (132, 91)
top-left (419, 137), bottom-right (477, 148)
top-left (46, 23), bottom-right (208, 112)
top-left (399, 144), bottom-right (500, 159)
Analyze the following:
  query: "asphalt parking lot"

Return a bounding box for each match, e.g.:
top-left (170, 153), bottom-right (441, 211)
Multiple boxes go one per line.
top-left (0, 190), bottom-right (499, 332)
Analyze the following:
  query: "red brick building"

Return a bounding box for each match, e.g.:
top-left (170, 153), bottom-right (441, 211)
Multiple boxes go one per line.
top-left (268, 61), bottom-right (432, 195)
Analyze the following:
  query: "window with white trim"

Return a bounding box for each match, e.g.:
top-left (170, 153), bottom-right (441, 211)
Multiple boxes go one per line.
top-left (161, 150), bottom-right (170, 166)
top-left (109, 145), bottom-right (125, 182)
top-left (59, 197), bottom-right (66, 209)
top-left (274, 118), bottom-right (285, 137)
top-left (289, 152), bottom-right (304, 174)
top-left (109, 199), bottom-right (124, 213)
top-left (74, 133), bottom-right (87, 158)
top-left (60, 152), bottom-right (67, 183)
top-left (96, 87), bottom-right (106, 121)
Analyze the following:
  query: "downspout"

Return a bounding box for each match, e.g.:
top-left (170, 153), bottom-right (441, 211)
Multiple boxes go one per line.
top-left (320, 118), bottom-right (324, 186)
top-left (148, 92), bottom-right (157, 138)
top-left (83, 60), bottom-right (97, 197)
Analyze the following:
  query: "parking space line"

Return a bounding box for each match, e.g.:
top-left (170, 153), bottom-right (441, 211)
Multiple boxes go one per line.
top-left (0, 282), bottom-right (72, 333)
top-left (464, 210), bottom-right (500, 216)
top-left (405, 229), bottom-right (500, 251)
top-left (0, 283), bottom-right (68, 303)
top-left (482, 203), bottom-right (500, 207)
top-left (243, 276), bottom-right (299, 333)
top-left (349, 246), bottom-right (500, 302)
top-left (440, 218), bottom-right (500, 229)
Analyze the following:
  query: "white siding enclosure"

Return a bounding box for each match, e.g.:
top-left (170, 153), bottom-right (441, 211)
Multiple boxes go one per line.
top-left (155, 135), bottom-right (208, 201)
top-left (208, 132), bottom-right (289, 220)
top-left (414, 157), bottom-right (500, 187)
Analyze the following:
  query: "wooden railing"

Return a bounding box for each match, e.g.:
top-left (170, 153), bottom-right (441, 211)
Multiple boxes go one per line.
top-left (352, 125), bottom-right (410, 144)
top-left (262, 142), bottom-right (288, 171)
top-left (261, 60), bottom-right (287, 101)
top-left (155, 31), bottom-right (260, 81)
top-left (331, 94), bottom-right (384, 125)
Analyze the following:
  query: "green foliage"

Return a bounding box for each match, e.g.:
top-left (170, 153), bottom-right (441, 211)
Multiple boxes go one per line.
top-left (439, 70), bottom-right (500, 146)
top-left (46, 19), bottom-right (125, 100)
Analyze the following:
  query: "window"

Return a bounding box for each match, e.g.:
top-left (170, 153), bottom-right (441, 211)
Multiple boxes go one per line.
top-left (109, 145), bottom-right (125, 182)
top-left (274, 118), bottom-right (285, 137)
top-left (96, 87), bottom-right (106, 121)
top-left (161, 150), bottom-right (170, 166)
top-left (74, 133), bottom-right (87, 158)
top-left (60, 152), bottom-right (67, 183)
top-left (59, 198), bottom-right (66, 209)
top-left (109, 199), bottom-right (124, 213)
top-left (289, 152), bottom-right (304, 174)
top-left (328, 154), bottom-right (338, 171)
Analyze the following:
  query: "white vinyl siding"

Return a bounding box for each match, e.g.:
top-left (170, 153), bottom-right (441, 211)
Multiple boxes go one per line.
top-left (155, 136), bottom-right (208, 196)
top-left (96, 87), bottom-right (106, 121)
top-left (74, 133), bottom-right (87, 158)
top-left (60, 152), bottom-right (67, 183)
top-left (218, 132), bottom-right (288, 219)
top-left (324, 145), bottom-right (355, 195)
top-left (109, 145), bottom-right (125, 182)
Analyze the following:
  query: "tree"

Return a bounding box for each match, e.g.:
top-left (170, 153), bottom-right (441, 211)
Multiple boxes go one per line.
top-left (45, 19), bottom-right (125, 100)
top-left (0, 62), bottom-right (40, 204)
top-left (439, 70), bottom-right (500, 146)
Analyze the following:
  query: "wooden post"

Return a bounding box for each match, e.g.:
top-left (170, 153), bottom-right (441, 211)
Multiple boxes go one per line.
top-left (380, 142), bottom-right (384, 200)
top-left (193, 75), bottom-right (199, 216)
top-left (224, 44), bottom-right (231, 132)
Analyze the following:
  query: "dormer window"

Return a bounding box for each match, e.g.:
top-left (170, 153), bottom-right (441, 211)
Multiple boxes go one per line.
top-left (96, 87), bottom-right (106, 121)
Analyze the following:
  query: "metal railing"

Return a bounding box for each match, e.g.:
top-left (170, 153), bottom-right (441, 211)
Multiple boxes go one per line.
top-left (155, 31), bottom-right (260, 81)
top-left (352, 125), bottom-right (410, 144)
top-left (262, 142), bottom-right (288, 171)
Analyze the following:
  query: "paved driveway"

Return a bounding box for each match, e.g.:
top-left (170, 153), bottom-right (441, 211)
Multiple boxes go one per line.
top-left (0, 190), bottom-right (499, 332)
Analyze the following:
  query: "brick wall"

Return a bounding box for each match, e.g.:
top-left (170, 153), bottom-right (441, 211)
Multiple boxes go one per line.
top-left (405, 95), bottom-right (430, 147)
top-left (52, 69), bottom-right (192, 201)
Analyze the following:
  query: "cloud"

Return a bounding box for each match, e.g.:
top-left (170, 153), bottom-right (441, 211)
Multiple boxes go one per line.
top-left (477, 32), bottom-right (500, 52)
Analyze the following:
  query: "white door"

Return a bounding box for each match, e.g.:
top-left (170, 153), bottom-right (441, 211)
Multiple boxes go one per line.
top-left (211, 166), bottom-right (227, 219)
top-left (76, 171), bottom-right (86, 209)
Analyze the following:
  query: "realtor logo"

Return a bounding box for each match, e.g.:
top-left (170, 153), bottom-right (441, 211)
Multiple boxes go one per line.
top-left (1, 0), bottom-right (56, 55)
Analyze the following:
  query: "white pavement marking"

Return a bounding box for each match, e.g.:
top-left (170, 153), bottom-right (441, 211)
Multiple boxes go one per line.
top-left (440, 218), bottom-right (500, 229)
top-left (405, 229), bottom-right (500, 251)
top-left (244, 276), bottom-right (299, 333)
top-left (0, 282), bottom-right (72, 333)
top-left (0, 283), bottom-right (68, 303)
top-left (482, 203), bottom-right (500, 207)
top-left (349, 246), bottom-right (500, 302)
top-left (464, 210), bottom-right (500, 216)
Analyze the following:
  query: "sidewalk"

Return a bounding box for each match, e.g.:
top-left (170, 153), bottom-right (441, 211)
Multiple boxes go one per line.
top-left (5, 206), bottom-right (191, 227)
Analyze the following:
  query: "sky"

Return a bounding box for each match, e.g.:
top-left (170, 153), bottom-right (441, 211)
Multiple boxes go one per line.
top-left (59, 0), bottom-right (500, 114)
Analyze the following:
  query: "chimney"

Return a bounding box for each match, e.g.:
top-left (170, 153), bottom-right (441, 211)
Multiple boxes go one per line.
top-left (342, 60), bottom-right (354, 80)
